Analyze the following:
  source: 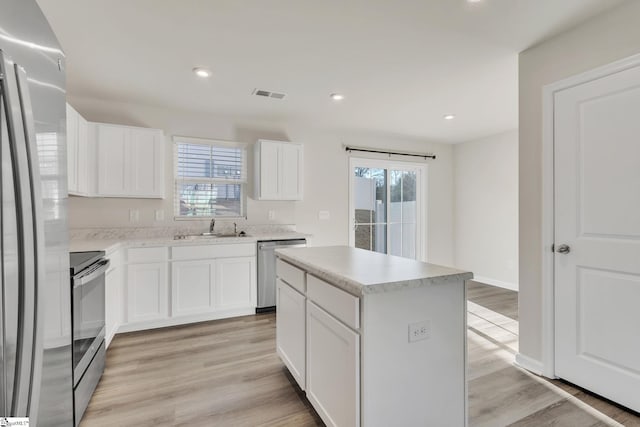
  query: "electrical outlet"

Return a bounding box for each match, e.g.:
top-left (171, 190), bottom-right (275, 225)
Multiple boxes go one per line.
top-left (268, 210), bottom-right (275, 220)
top-left (129, 209), bottom-right (139, 223)
top-left (155, 209), bottom-right (164, 221)
top-left (408, 320), bottom-right (430, 343)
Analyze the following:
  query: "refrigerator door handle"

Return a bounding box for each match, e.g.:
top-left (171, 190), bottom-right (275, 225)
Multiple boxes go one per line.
top-left (0, 50), bottom-right (38, 418)
top-left (15, 62), bottom-right (45, 423)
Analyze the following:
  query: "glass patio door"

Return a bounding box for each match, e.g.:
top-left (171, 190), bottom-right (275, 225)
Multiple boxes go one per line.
top-left (349, 158), bottom-right (426, 260)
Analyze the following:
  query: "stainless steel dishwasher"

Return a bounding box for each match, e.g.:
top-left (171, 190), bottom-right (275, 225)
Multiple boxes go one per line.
top-left (257, 239), bottom-right (306, 312)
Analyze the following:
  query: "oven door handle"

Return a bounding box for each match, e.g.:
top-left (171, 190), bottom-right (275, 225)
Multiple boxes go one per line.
top-left (74, 260), bottom-right (110, 287)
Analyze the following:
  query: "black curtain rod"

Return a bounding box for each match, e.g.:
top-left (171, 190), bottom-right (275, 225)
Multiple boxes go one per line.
top-left (344, 146), bottom-right (436, 160)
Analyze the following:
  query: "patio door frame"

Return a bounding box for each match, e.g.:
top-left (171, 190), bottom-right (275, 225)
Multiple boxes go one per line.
top-left (348, 156), bottom-right (427, 261)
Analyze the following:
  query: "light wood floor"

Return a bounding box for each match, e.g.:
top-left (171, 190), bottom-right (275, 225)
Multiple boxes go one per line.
top-left (81, 282), bottom-right (640, 426)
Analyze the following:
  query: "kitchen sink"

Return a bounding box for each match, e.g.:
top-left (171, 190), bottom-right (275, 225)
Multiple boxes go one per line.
top-left (174, 232), bottom-right (250, 240)
top-left (213, 233), bottom-right (249, 238)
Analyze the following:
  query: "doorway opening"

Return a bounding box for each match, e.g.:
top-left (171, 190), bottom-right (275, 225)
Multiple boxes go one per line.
top-left (348, 157), bottom-right (426, 261)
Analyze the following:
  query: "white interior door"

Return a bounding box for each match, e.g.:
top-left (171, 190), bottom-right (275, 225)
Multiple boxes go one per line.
top-left (554, 64), bottom-right (640, 412)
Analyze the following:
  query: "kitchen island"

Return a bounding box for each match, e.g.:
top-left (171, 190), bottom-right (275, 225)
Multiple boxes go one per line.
top-left (275, 246), bottom-right (472, 427)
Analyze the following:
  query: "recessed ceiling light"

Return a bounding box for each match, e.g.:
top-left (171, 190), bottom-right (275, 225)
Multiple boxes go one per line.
top-left (193, 67), bottom-right (212, 78)
top-left (444, 114), bottom-right (456, 120)
top-left (467, 0), bottom-right (483, 3)
top-left (330, 93), bottom-right (345, 101)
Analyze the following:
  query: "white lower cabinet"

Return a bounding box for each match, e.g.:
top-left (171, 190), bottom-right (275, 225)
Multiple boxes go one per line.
top-left (215, 257), bottom-right (256, 310)
top-left (306, 301), bottom-right (360, 427)
top-left (171, 260), bottom-right (216, 316)
top-left (127, 262), bottom-right (169, 323)
top-left (276, 279), bottom-right (306, 389)
top-left (276, 260), bottom-right (361, 427)
top-left (171, 255), bottom-right (256, 316)
top-left (111, 243), bottom-right (256, 334)
top-left (276, 256), bottom-right (468, 427)
top-left (104, 250), bottom-right (123, 348)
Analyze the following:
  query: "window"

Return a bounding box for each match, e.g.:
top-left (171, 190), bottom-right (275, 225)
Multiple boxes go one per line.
top-left (174, 137), bottom-right (247, 218)
top-left (349, 158), bottom-right (426, 260)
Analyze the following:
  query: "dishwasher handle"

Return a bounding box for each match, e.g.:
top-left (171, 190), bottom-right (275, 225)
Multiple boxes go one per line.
top-left (258, 239), bottom-right (307, 251)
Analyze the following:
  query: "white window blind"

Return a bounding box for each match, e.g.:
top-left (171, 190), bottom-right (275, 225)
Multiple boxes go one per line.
top-left (174, 137), bottom-right (247, 218)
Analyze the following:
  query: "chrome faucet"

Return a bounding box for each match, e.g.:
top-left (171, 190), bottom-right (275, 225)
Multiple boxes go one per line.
top-left (233, 222), bottom-right (237, 235)
top-left (209, 219), bottom-right (215, 233)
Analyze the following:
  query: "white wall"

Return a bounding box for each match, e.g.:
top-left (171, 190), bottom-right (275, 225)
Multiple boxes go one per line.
top-left (453, 130), bottom-right (518, 290)
top-left (68, 96), bottom-right (455, 266)
top-left (519, 0), bottom-right (640, 363)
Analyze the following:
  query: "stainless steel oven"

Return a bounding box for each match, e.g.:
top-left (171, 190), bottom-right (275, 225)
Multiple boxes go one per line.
top-left (70, 251), bottom-right (109, 426)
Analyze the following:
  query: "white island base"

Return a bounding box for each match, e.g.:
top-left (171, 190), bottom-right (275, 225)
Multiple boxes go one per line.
top-left (275, 246), bottom-right (472, 427)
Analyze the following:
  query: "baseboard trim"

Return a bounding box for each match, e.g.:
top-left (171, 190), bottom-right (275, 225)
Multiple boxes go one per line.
top-left (473, 276), bottom-right (518, 291)
top-left (116, 307), bottom-right (256, 334)
top-left (514, 353), bottom-right (544, 376)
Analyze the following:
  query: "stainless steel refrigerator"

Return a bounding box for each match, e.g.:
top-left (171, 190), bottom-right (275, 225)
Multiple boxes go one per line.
top-left (1, 0), bottom-right (73, 425)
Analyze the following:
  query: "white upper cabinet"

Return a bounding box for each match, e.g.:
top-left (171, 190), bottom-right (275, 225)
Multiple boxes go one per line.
top-left (279, 142), bottom-right (303, 200)
top-left (66, 104), bottom-right (78, 193)
top-left (130, 127), bottom-right (165, 197)
top-left (66, 103), bottom-right (90, 196)
top-left (254, 139), bottom-right (303, 200)
top-left (76, 115), bottom-right (89, 195)
top-left (96, 124), bottom-right (128, 196)
top-left (257, 140), bottom-right (279, 199)
top-left (65, 105), bottom-right (165, 199)
top-left (94, 123), bottom-right (165, 198)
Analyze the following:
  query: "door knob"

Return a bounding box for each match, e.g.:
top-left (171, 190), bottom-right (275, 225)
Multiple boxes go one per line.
top-left (556, 244), bottom-right (571, 254)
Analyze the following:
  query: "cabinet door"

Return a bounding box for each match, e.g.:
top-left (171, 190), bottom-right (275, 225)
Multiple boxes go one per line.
top-left (276, 279), bottom-right (306, 389)
top-left (97, 124), bottom-right (129, 196)
top-left (306, 301), bottom-right (360, 427)
top-left (215, 256), bottom-right (256, 310)
top-left (66, 103), bottom-right (78, 193)
top-left (76, 115), bottom-right (89, 195)
top-left (127, 262), bottom-right (168, 323)
top-left (280, 143), bottom-right (303, 200)
top-left (42, 252), bottom-right (72, 348)
top-left (130, 128), bottom-right (164, 198)
top-left (171, 260), bottom-right (215, 316)
top-left (105, 265), bottom-right (122, 348)
top-left (258, 140), bottom-right (280, 200)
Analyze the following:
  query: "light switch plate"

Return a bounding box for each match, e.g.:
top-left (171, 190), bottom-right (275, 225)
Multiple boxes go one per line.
top-left (129, 209), bottom-right (139, 223)
top-left (268, 210), bottom-right (275, 220)
top-left (155, 209), bottom-right (164, 221)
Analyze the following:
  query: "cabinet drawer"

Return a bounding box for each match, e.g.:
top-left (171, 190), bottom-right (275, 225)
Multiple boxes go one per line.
top-left (171, 243), bottom-right (256, 261)
top-left (307, 275), bottom-right (359, 330)
top-left (127, 247), bottom-right (168, 263)
top-left (276, 259), bottom-right (306, 293)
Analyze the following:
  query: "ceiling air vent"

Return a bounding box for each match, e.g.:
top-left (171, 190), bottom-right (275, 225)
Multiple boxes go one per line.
top-left (252, 88), bottom-right (286, 100)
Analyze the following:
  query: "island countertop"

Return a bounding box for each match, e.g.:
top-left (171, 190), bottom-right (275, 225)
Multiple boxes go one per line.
top-left (275, 245), bottom-right (472, 296)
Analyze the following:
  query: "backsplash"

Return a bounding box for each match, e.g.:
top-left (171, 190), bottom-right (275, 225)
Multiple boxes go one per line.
top-left (69, 222), bottom-right (297, 240)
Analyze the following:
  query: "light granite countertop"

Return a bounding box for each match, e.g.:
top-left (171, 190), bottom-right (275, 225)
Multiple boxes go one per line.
top-left (69, 232), bottom-right (309, 254)
top-left (276, 246), bottom-right (472, 296)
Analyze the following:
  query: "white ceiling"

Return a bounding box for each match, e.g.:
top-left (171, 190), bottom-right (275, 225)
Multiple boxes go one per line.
top-left (37, 0), bottom-right (623, 143)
